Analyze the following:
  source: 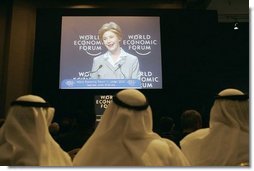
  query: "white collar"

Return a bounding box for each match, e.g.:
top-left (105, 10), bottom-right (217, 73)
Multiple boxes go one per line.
top-left (104, 48), bottom-right (127, 67)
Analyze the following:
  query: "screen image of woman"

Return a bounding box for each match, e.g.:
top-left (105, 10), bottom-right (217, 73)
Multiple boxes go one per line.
top-left (90, 22), bottom-right (141, 79)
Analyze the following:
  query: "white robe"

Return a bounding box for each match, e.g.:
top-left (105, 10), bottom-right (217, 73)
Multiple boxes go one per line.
top-left (180, 89), bottom-right (249, 166)
top-left (73, 89), bottom-right (190, 166)
top-left (0, 95), bottom-right (72, 166)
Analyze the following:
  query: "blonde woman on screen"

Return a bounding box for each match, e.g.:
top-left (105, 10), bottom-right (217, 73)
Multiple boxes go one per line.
top-left (90, 22), bottom-right (140, 79)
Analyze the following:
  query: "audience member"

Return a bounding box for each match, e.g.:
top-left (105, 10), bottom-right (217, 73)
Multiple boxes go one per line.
top-left (55, 110), bottom-right (96, 155)
top-left (157, 116), bottom-right (181, 147)
top-left (68, 148), bottom-right (81, 160)
top-left (0, 95), bottom-right (72, 166)
top-left (180, 88), bottom-right (249, 166)
top-left (48, 122), bottom-right (60, 139)
top-left (73, 89), bottom-right (190, 166)
top-left (58, 115), bottom-right (76, 134)
top-left (180, 109), bottom-right (202, 139)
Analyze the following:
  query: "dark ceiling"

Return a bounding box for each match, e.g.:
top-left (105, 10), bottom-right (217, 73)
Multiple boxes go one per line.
top-left (34, 0), bottom-right (248, 22)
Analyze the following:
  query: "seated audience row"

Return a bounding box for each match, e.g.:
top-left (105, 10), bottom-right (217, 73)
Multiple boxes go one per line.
top-left (73, 89), bottom-right (190, 166)
top-left (0, 95), bottom-right (72, 166)
top-left (0, 88), bottom-right (249, 166)
top-left (180, 88), bottom-right (249, 166)
top-left (156, 109), bottom-right (203, 147)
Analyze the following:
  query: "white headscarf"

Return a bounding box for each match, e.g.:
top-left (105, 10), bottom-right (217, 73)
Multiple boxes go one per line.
top-left (73, 89), bottom-right (190, 166)
top-left (180, 88), bottom-right (249, 166)
top-left (0, 95), bottom-right (72, 166)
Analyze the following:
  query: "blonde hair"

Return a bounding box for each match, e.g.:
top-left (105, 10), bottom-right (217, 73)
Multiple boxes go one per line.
top-left (98, 22), bottom-right (122, 42)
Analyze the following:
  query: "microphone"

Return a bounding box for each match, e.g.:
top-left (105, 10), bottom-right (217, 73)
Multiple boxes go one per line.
top-left (90, 65), bottom-right (103, 74)
top-left (117, 64), bottom-right (126, 79)
top-left (89, 65), bottom-right (103, 78)
top-left (115, 64), bottom-right (121, 71)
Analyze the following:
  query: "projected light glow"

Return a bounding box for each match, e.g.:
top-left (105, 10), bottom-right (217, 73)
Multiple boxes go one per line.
top-left (59, 16), bottom-right (162, 89)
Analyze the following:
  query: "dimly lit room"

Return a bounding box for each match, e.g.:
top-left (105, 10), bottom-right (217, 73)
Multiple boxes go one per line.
top-left (0, 0), bottom-right (249, 166)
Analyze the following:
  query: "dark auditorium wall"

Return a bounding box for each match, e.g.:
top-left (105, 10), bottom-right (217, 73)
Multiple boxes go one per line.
top-left (0, 0), bottom-right (184, 117)
top-left (0, 0), bottom-right (188, 118)
top-left (0, 0), bottom-right (36, 117)
top-left (32, 8), bottom-right (249, 129)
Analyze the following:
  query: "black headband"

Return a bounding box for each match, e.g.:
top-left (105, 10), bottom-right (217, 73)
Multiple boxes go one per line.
top-left (113, 95), bottom-right (149, 111)
top-left (11, 101), bottom-right (51, 108)
top-left (215, 95), bottom-right (249, 101)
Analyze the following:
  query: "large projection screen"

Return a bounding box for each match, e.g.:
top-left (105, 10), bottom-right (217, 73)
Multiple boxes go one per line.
top-left (59, 16), bottom-right (162, 89)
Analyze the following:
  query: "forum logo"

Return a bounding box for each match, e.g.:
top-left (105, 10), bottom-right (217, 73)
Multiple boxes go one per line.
top-left (74, 34), bottom-right (159, 57)
top-left (123, 34), bottom-right (158, 56)
top-left (74, 34), bottom-right (103, 56)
